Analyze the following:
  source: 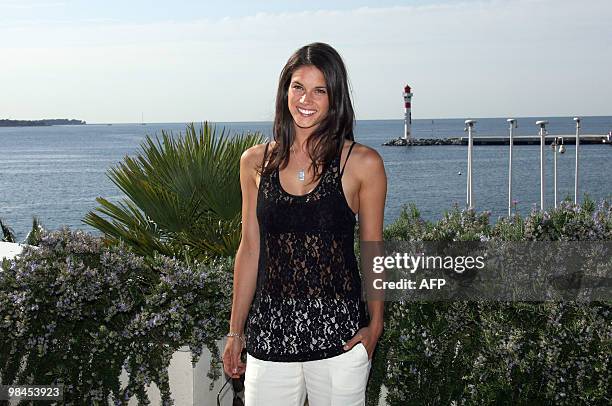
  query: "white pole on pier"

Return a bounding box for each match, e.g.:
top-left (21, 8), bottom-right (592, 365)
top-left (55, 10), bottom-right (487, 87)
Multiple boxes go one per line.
top-left (573, 117), bottom-right (581, 204)
top-left (403, 85), bottom-right (413, 141)
top-left (507, 119), bottom-right (517, 217)
top-left (553, 137), bottom-right (559, 209)
top-left (536, 120), bottom-right (549, 210)
top-left (465, 120), bottom-right (476, 210)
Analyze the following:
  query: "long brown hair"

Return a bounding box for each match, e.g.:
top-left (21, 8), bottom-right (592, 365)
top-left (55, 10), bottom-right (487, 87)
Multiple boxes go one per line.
top-left (261, 42), bottom-right (355, 179)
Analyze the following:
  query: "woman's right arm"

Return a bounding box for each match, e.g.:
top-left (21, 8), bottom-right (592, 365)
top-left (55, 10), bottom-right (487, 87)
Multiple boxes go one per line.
top-left (223, 145), bottom-right (262, 378)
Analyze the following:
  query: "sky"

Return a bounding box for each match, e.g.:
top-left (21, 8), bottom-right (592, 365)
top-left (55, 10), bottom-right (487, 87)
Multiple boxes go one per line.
top-left (1, 0), bottom-right (611, 123)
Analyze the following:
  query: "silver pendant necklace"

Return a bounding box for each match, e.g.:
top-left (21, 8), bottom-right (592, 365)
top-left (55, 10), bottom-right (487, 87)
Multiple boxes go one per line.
top-left (290, 145), bottom-right (306, 182)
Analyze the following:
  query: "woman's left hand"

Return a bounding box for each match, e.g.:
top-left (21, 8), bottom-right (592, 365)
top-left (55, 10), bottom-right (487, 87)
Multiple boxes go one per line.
top-left (343, 323), bottom-right (383, 360)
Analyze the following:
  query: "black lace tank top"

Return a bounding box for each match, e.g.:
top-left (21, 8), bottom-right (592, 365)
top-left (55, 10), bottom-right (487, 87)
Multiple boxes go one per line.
top-left (245, 141), bottom-right (370, 362)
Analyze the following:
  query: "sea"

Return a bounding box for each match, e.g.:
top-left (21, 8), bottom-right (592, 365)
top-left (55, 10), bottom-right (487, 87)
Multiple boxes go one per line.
top-left (1, 116), bottom-right (611, 240)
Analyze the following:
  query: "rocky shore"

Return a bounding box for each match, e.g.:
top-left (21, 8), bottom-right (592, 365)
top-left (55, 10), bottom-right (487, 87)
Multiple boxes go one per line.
top-left (383, 137), bottom-right (463, 146)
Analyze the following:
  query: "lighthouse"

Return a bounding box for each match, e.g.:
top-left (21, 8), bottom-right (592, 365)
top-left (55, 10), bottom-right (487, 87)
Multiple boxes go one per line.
top-left (403, 84), bottom-right (413, 141)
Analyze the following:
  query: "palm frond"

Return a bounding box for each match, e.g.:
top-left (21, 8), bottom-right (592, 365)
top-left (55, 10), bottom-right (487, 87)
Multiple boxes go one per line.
top-left (24, 216), bottom-right (45, 246)
top-left (83, 122), bottom-right (265, 259)
top-left (0, 218), bottom-right (16, 243)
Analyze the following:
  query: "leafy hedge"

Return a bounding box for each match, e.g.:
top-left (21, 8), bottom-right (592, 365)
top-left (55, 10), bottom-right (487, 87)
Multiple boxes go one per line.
top-left (367, 197), bottom-right (612, 405)
top-left (2, 197), bottom-right (610, 404)
top-left (0, 228), bottom-right (232, 405)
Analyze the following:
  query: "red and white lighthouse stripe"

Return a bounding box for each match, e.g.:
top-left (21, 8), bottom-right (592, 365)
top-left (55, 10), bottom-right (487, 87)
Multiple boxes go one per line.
top-left (403, 84), bottom-right (413, 140)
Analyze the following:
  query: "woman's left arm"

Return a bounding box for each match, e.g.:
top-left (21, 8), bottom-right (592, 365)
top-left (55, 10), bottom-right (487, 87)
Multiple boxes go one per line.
top-left (343, 146), bottom-right (387, 359)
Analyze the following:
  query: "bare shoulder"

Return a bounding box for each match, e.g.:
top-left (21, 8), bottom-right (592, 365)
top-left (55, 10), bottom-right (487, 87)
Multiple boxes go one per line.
top-left (345, 141), bottom-right (386, 180)
top-left (241, 141), bottom-right (276, 170)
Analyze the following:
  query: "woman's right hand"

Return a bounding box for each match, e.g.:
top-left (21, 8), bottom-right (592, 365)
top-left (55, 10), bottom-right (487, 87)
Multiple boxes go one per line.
top-left (222, 336), bottom-right (246, 379)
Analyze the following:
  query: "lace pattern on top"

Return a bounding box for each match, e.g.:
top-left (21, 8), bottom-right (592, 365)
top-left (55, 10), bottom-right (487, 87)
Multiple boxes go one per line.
top-left (246, 141), bottom-right (369, 362)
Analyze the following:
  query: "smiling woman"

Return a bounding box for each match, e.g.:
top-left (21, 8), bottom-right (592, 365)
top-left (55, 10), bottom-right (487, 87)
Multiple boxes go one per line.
top-left (222, 42), bottom-right (387, 406)
top-left (285, 65), bottom-right (331, 183)
top-left (288, 66), bottom-right (329, 130)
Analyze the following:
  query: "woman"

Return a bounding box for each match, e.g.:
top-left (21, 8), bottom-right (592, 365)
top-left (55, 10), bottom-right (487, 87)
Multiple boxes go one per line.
top-left (222, 42), bottom-right (387, 406)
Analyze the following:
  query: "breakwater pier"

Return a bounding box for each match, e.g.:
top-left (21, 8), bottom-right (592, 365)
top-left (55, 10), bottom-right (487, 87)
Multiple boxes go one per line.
top-left (384, 134), bottom-right (612, 146)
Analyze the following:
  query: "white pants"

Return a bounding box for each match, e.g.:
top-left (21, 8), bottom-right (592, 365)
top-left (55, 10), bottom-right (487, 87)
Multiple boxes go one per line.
top-left (244, 344), bottom-right (371, 406)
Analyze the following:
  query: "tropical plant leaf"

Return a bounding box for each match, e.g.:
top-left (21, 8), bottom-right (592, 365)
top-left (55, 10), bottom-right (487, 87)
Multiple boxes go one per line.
top-left (83, 122), bottom-right (264, 259)
top-left (0, 218), bottom-right (16, 243)
top-left (24, 216), bottom-right (45, 246)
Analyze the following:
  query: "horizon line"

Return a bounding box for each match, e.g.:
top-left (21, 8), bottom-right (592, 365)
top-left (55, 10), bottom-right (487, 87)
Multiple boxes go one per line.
top-left (84, 114), bottom-right (610, 125)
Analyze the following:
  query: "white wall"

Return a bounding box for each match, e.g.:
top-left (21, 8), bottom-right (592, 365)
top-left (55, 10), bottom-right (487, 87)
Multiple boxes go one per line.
top-left (119, 340), bottom-right (236, 406)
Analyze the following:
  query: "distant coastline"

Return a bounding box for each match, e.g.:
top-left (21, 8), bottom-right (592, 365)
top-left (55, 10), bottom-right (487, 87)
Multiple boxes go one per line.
top-left (0, 119), bottom-right (86, 127)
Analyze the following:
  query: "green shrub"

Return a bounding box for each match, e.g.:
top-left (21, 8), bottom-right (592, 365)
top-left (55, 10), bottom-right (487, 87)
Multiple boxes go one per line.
top-left (369, 198), bottom-right (612, 406)
top-left (0, 227), bottom-right (232, 404)
top-left (84, 122), bottom-right (265, 261)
